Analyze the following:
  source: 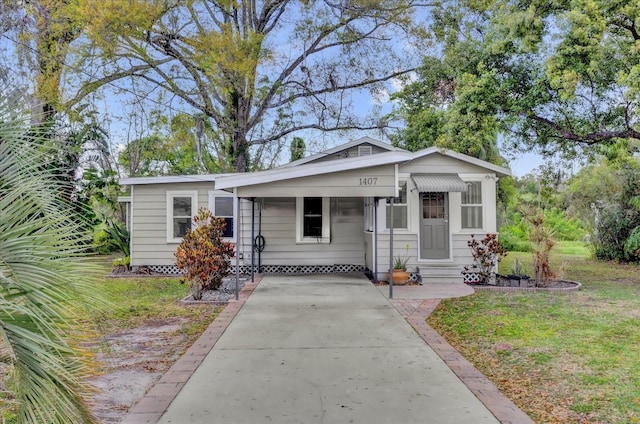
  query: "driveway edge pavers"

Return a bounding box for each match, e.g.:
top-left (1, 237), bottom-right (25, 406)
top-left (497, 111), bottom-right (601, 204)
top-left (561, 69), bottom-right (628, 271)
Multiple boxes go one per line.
top-left (392, 298), bottom-right (534, 424)
top-left (120, 277), bottom-right (261, 424)
top-left (122, 279), bottom-right (532, 424)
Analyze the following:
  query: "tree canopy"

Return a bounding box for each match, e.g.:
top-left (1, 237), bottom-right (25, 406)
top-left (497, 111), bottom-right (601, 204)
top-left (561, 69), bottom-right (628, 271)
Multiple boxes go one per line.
top-left (64, 0), bottom-right (428, 171)
top-left (392, 0), bottom-right (640, 161)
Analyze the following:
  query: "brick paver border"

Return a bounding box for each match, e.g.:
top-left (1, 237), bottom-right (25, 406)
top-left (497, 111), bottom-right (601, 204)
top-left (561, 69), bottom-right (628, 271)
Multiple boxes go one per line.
top-left (120, 276), bottom-right (261, 424)
top-left (123, 278), bottom-right (531, 424)
top-left (395, 298), bottom-right (534, 424)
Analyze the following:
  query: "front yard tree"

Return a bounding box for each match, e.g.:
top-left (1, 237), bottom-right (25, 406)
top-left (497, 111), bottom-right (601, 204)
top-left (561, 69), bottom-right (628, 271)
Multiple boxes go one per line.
top-left (70, 0), bottom-right (428, 172)
top-left (399, 0), bottom-right (640, 160)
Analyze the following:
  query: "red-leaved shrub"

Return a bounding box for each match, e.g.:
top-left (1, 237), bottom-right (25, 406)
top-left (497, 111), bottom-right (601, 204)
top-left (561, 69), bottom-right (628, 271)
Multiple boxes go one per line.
top-left (175, 208), bottom-right (235, 299)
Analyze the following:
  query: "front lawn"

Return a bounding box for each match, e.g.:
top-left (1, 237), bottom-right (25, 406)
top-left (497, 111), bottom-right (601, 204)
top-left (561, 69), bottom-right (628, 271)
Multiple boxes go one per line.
top-left (428, 244), bottom-right (640, 423)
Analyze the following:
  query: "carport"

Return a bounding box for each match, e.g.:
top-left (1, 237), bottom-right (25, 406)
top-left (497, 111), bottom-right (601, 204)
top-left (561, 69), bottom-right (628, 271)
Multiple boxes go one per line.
top-left (215, 153), bottom-right (411, 300)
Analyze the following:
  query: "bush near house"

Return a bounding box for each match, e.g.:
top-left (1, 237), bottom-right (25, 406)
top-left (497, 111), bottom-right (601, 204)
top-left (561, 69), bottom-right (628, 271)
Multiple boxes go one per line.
top-left (175, 208), bottom-right (234, 300)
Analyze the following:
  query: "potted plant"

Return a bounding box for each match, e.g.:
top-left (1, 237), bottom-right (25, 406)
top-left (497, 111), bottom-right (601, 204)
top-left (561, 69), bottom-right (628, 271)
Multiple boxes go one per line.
top-left (387, 245), bottom-right (410, 285)
top-left (507, 258), bottom-right (530, 287)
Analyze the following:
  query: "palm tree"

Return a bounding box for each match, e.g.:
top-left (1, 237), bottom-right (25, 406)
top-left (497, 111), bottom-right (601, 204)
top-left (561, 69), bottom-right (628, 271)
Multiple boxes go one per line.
top-left (0, 86), bottom-right (98, 423)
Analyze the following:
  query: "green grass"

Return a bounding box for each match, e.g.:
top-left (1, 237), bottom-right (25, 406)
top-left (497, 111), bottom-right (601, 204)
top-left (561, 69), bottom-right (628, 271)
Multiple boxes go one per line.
top-left (1, 257), bottom-right (222, 422)
top-left (430, 246), bottom-right (640, 423)
top-left (88, 258), bottom-right (220, 336)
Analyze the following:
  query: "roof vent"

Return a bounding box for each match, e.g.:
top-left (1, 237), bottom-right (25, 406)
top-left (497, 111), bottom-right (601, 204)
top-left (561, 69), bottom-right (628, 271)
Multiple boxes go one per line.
top-left (358, 145), bottom-right (373, 156)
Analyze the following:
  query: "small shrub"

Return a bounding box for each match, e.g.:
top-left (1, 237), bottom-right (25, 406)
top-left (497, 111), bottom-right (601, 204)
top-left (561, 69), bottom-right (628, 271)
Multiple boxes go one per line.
top-left (111, 256), bottom-right (131, 274)
top-left (523, 206), bottom-right (556, 286)
top-left (175, 208), bottom-right (235, 300)
top-left (623, 226), bottom-right (640, 262)
top-left (467, 233), bottom-right (508, 284)
top-left (92, 218), bottom-right (130, 256)
top-left (593, 208), bottom-right (631, 262)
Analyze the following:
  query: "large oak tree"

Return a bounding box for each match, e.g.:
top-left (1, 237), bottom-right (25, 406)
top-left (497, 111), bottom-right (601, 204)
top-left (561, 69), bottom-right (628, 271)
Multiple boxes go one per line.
top-left (68, 0), bottom-right (428, 171)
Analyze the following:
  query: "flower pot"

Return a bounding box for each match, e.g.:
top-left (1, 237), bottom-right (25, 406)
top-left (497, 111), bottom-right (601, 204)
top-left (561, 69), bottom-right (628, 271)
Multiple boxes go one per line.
top-left (508, 274), bottom-right (521, 287)
top-left (386, 269), bottom-right (409, 285)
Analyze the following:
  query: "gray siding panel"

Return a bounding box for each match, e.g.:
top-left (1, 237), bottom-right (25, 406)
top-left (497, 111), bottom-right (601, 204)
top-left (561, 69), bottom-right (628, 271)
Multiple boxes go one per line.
top-left (399, 154), bottom-right (491, 174)
top-left (130, 182), bottom-right (214, 267)
top-left (237, 197), bottom-right (365, 266)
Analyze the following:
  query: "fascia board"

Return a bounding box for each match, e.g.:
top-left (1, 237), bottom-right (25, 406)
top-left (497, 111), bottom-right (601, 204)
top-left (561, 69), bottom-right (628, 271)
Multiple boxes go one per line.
top-left (215, 151), bottom-right (412, 189)
top-left (410, 148), bottom-right (512, 177)
top-left (119, 174), bottom-right (222, 186)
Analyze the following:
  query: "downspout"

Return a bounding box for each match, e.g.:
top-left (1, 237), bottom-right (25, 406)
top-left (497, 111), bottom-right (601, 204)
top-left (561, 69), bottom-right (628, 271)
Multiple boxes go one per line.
top-left (258, 201), bottom-right (262, 272)
top-left (389, 196), bottom-right (394, 299)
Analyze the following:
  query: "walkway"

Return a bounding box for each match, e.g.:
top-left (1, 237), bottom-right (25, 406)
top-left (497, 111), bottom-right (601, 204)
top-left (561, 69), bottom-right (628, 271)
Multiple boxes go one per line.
top-left (123, 275), bottom-right (532, 424)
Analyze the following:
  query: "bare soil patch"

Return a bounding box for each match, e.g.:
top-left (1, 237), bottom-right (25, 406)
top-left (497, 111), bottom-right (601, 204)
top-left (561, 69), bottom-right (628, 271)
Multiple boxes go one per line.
top-left (87, 317), bottom-right (211, 423)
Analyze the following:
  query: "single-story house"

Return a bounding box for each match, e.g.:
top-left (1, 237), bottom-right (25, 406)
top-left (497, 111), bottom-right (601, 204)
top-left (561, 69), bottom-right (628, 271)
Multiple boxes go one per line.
top-left (119, 137), bottom-right (510, 283)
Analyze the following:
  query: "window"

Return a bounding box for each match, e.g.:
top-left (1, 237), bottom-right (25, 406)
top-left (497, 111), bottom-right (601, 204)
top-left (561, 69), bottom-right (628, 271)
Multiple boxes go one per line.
top-left (296, 197), bottom-right (330, 243)
top-left (209, 194), bottom-right (235, 239)
top-left (166, 191), bottom-right (197, 243)
top-left (386, 181), bottom-right (408, 229)
top-left (462, 181), bottom-right (483, 229)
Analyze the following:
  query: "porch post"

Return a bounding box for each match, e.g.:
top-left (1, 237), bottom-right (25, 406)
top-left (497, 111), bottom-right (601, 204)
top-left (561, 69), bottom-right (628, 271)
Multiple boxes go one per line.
top-left (389, 196), bottom-right (394, 299)
top-left (235, 196), bottom-right (241, 301)
top-left (250, 197), bottom-right (255, 282)
top-left (373, 197), bottom-right (378, 283)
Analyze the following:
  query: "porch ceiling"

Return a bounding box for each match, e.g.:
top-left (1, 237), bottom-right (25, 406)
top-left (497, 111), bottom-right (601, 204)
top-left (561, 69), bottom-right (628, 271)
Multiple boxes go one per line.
top-left (411, 174), bottom-right (468, 193)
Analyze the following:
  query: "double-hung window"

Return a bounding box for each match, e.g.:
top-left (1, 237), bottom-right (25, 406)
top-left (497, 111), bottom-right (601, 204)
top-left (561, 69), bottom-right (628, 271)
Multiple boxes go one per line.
top-left (296, 197), bottom-right (330, 243)
top-left (386, 181), bottom-right (408, 229)
top-left (461, 181), bottom-right (483, 229)
top-left (166, 191), bottom-right (197, 243)
top-left (209, 194), bottom-right (235, 239)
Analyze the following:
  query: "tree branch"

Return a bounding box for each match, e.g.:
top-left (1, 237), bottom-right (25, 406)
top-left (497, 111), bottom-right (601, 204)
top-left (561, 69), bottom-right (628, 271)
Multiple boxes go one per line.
top-left (527, 113), bottom-right (640, 144)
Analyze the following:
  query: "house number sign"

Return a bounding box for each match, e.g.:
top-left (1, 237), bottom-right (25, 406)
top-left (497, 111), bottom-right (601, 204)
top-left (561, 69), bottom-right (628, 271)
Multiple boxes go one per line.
top-left (359, 177), bottom-right (378, 185)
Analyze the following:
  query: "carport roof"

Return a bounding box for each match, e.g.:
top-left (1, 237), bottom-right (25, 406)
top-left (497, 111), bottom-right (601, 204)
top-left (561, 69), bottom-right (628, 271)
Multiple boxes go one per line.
top-left (214, 150), bottom-right (412, 190)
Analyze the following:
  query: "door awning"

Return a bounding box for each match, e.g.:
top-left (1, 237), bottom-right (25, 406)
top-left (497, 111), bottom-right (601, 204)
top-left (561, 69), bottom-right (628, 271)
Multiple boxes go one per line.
top-left (411, 174), bottom-right (468, 193)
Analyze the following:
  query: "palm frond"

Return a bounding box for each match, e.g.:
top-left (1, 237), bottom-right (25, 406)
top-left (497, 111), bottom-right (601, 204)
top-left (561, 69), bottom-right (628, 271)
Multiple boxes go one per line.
top-left (0, 85), bottom-right (101, 423)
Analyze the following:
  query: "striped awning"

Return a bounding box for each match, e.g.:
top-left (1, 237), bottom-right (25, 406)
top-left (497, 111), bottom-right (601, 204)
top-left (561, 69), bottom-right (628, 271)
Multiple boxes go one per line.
top-left (411, 174), bottom-right (468, 193)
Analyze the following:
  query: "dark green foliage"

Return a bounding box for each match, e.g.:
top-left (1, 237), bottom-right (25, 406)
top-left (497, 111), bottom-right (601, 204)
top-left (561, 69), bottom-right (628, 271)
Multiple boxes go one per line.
top-left (92, 218), bottom-right (130, 256)
top-left (623, 227), bottom-right (640, 262)
top-left (592, 164), bottom-right (640, 262)
top-left (290, 137), bottom-right (305, 162)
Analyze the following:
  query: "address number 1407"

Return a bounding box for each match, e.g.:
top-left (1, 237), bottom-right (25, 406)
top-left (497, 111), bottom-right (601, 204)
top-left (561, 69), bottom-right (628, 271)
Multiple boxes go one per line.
top-left (359, 177), bottom-right (378, 186)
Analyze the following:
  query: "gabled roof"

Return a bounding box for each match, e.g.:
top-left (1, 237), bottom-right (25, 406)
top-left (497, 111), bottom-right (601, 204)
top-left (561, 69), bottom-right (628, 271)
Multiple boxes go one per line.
top-left (412, 147), bottom-right (511, 177)
top-left (215, 146), bottom-right (510, 190)
top-left (281, 136), bottom-right (405, 167)
top-left (215, 150), bottom-right (413, 190)
top-left (119, 142), bottom-right (510, 189)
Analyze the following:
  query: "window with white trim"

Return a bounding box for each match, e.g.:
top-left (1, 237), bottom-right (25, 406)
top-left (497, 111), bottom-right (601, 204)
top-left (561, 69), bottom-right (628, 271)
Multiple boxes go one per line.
top-left (209, 194), bottom-right (235, 239)
top-left (166, 191), bottom-right (197, 243)
top-left (386, 181), bottom-right (408, 229)
top-left (296, 197), bottom-right (330, 243)
top-left (461, 181), bottom-right (483, 229)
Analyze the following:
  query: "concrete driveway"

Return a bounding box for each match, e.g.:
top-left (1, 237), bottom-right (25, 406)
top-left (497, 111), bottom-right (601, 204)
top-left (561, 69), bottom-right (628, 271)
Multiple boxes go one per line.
top-left (157, 274), bottom-right (499, 424)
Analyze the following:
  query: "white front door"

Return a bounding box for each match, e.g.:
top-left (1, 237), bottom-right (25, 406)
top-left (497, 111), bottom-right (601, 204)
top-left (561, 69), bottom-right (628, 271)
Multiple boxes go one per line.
top-left (420, 193), bottom-right (449, 259)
